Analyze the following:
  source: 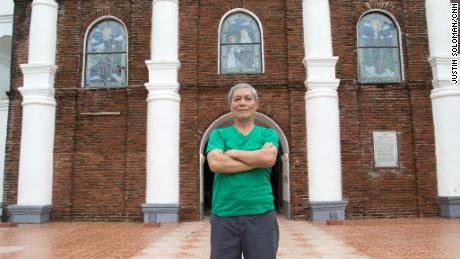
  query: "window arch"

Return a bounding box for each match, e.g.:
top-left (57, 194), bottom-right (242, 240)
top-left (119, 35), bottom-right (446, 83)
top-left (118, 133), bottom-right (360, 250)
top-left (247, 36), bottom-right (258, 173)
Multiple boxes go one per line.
top-left (219, 10), bottom-right (263, 74)
top-left (84, 18), bottom-right (127, 87)
top-left (357, 11), bottom-right (403, 84)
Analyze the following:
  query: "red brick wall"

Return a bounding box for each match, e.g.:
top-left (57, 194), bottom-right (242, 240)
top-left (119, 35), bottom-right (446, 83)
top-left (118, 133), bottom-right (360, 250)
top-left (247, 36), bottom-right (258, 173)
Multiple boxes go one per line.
top-left (4, 0), bottom-right (151, 221)
top-left (193, 0), bottom-right (289, 86)
top-left (3, 0), bottom-right (441, 221)
top-left (332, 1), bottom-right (439, 218)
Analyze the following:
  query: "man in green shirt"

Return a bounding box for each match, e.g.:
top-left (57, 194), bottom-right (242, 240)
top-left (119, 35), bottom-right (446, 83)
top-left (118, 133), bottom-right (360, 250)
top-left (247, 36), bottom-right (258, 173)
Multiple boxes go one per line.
top-left (206, 83), bottom-right (279, 259)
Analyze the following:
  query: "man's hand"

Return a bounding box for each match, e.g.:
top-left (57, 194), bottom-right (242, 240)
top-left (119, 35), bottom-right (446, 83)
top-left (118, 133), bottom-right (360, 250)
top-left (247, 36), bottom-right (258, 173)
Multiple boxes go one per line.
top-left (262, 142), bottom-right (274, 149)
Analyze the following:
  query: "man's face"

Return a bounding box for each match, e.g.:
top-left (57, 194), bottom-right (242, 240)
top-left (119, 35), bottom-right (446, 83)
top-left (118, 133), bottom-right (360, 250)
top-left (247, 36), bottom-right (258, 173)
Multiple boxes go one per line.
top-left (230, 88), bottom-right (258, 120)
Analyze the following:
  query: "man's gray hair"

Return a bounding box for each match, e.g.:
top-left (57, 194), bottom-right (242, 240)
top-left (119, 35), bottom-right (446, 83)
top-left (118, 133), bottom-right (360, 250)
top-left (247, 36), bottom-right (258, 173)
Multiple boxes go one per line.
top-left (227, 83), bottom-right (259, 105)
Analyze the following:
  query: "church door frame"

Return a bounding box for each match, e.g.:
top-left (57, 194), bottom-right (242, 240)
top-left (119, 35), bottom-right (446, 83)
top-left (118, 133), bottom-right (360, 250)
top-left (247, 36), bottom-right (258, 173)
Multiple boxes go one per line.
top-left (199, 112), bottom-right (291, 219)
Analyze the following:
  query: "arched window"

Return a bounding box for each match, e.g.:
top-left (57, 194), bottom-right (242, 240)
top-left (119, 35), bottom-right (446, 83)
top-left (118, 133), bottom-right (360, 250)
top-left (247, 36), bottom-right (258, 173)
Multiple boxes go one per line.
top-left (0, 36), bottom-right (12, 98)
top-left (84, 18), bottom-right (127, 87)
top-left (219, 11), bottom-right (263, 74)
top-left (358, 12), bottom-right (402, 84)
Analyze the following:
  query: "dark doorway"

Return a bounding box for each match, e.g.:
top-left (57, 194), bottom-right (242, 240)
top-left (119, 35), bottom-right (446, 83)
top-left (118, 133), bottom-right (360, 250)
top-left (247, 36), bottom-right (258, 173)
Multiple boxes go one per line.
top-left (270, 157), bottom-right (283, 212)
top-left (203, 158), bottom-right (214, 217)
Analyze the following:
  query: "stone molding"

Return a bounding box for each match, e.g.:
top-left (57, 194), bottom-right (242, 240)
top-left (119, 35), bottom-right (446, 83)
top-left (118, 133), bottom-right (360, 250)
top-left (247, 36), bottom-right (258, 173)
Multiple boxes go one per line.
top-left (0, 99), bottom-right (8, 110)
top-left (303, 57), bottom-right (340, 90)
top-left (305, 88), bottom-right (339, 100)
top-left (32, 0), bottom-right (58, 9)
top-left (18, 88), bottom-right (56, 107)
top-left (154, 0), bottom-right (178, 4)
top-left (7, 205), bottom-right (52, 224)
top-left (0, 15), bottom-right (13, 25)
top-left (20, 63), bottom-right (57, 89)
top-left (142, 203), bottom-right (179, 223)
top-left (0, 56), bottom-right (10, 67)
top-left (309, 200), bottom-right (348, 221)
top-left (305, 80), bottom-right (341, 92)
top-left (145, 90), bottom-right (180, 103)
top-left (303, 57), bottom-right (338, 75)
top-left (430, 86), bottom-right (460, 99)
top-left (146, 59), bottom-right (180, 68)
top-left (20, 63), bottom-right (57, 74)
top-left (439, 197), bottom-right (460, 218)
top-left (145, 60), bottom-right (180, 93)
top-left (429, 56), bottom-right (454, 88)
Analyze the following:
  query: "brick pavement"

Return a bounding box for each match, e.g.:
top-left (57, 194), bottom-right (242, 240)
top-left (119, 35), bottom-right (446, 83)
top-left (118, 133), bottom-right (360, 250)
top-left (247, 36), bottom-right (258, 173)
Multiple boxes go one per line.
top-left (1, 217), bottom-right (459, 258)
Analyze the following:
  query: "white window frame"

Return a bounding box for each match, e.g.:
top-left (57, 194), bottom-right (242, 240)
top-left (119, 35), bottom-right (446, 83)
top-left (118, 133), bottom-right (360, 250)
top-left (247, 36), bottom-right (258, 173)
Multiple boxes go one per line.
top-left (217, 8), bottom-right (265, 75)
top-left (82, 16), bottom-right (129, 88)
top-left (357, 9), bottom-right (405, 84)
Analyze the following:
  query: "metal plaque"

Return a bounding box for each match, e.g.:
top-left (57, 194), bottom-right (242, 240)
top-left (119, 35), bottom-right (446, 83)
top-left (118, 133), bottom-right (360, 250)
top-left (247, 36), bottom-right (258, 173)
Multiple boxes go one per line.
top-left (373, 131), bottom-right (398, 168)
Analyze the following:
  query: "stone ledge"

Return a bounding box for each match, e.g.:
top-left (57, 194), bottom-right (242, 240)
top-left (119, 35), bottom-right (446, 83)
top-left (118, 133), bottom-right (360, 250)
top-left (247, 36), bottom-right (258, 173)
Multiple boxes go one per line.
top-left (7, 205), bottom-right (52, 224)
top-left (309, 200), bottom-right (348, 221)
top-left (439, 196), bottom-right (460, 218)
top-left (142, 203), bottom-right (179, 223)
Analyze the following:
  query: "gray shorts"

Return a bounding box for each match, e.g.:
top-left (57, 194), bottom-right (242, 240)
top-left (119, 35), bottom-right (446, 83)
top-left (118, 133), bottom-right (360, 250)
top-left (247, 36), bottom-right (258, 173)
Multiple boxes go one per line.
top-left (210, 210), bottom-right (279, 259)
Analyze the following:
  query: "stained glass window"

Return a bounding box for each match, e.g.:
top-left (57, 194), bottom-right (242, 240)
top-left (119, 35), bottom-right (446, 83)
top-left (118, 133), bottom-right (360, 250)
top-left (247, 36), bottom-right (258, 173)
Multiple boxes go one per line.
top-left (85, 19), bottom-right (127, 87)
top-left (358, 12), bottom-right (402, 84)
top-left (220, 12), bottom-right (262, 74)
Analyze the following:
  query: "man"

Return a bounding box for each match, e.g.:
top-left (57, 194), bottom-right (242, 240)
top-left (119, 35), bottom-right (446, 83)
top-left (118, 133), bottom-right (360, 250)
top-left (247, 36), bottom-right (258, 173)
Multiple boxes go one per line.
top-left (206, 83), bottom-right (280, 259)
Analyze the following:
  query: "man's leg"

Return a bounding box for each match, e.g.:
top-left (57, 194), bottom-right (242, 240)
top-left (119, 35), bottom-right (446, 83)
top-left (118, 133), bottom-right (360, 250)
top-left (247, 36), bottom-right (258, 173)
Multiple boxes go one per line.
top-left (240, 210), bottom-right (279, 259)
top-left (210, 214), bottom-right (242, 259)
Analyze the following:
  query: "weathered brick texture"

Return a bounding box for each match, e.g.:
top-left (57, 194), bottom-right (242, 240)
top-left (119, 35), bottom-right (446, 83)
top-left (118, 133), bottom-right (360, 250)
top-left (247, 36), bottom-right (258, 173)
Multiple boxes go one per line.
top-left (3, 0), bottom-right (443, 221)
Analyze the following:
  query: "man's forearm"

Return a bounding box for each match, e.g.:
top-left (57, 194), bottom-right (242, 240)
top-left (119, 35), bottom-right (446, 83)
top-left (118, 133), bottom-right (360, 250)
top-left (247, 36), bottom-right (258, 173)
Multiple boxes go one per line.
top-left (226, 148), bottom-right (277, 168)
top-left (208, 152), bottom-right (255, 173)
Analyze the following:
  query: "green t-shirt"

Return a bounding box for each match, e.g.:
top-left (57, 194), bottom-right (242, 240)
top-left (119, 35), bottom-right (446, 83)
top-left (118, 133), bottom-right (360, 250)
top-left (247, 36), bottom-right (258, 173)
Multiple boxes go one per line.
top-left (206, 125), bottom-right (279, 217)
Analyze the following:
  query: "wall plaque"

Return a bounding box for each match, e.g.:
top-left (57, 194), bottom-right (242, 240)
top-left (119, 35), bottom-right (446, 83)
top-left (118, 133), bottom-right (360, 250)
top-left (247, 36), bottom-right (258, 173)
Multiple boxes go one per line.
top-left (373, 131), bottom-right (398, 167)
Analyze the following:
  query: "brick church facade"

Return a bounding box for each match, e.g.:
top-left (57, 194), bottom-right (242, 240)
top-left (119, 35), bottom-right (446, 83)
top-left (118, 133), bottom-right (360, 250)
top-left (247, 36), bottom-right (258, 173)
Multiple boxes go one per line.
top-left (1, 0), bottom-right (459, 223)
